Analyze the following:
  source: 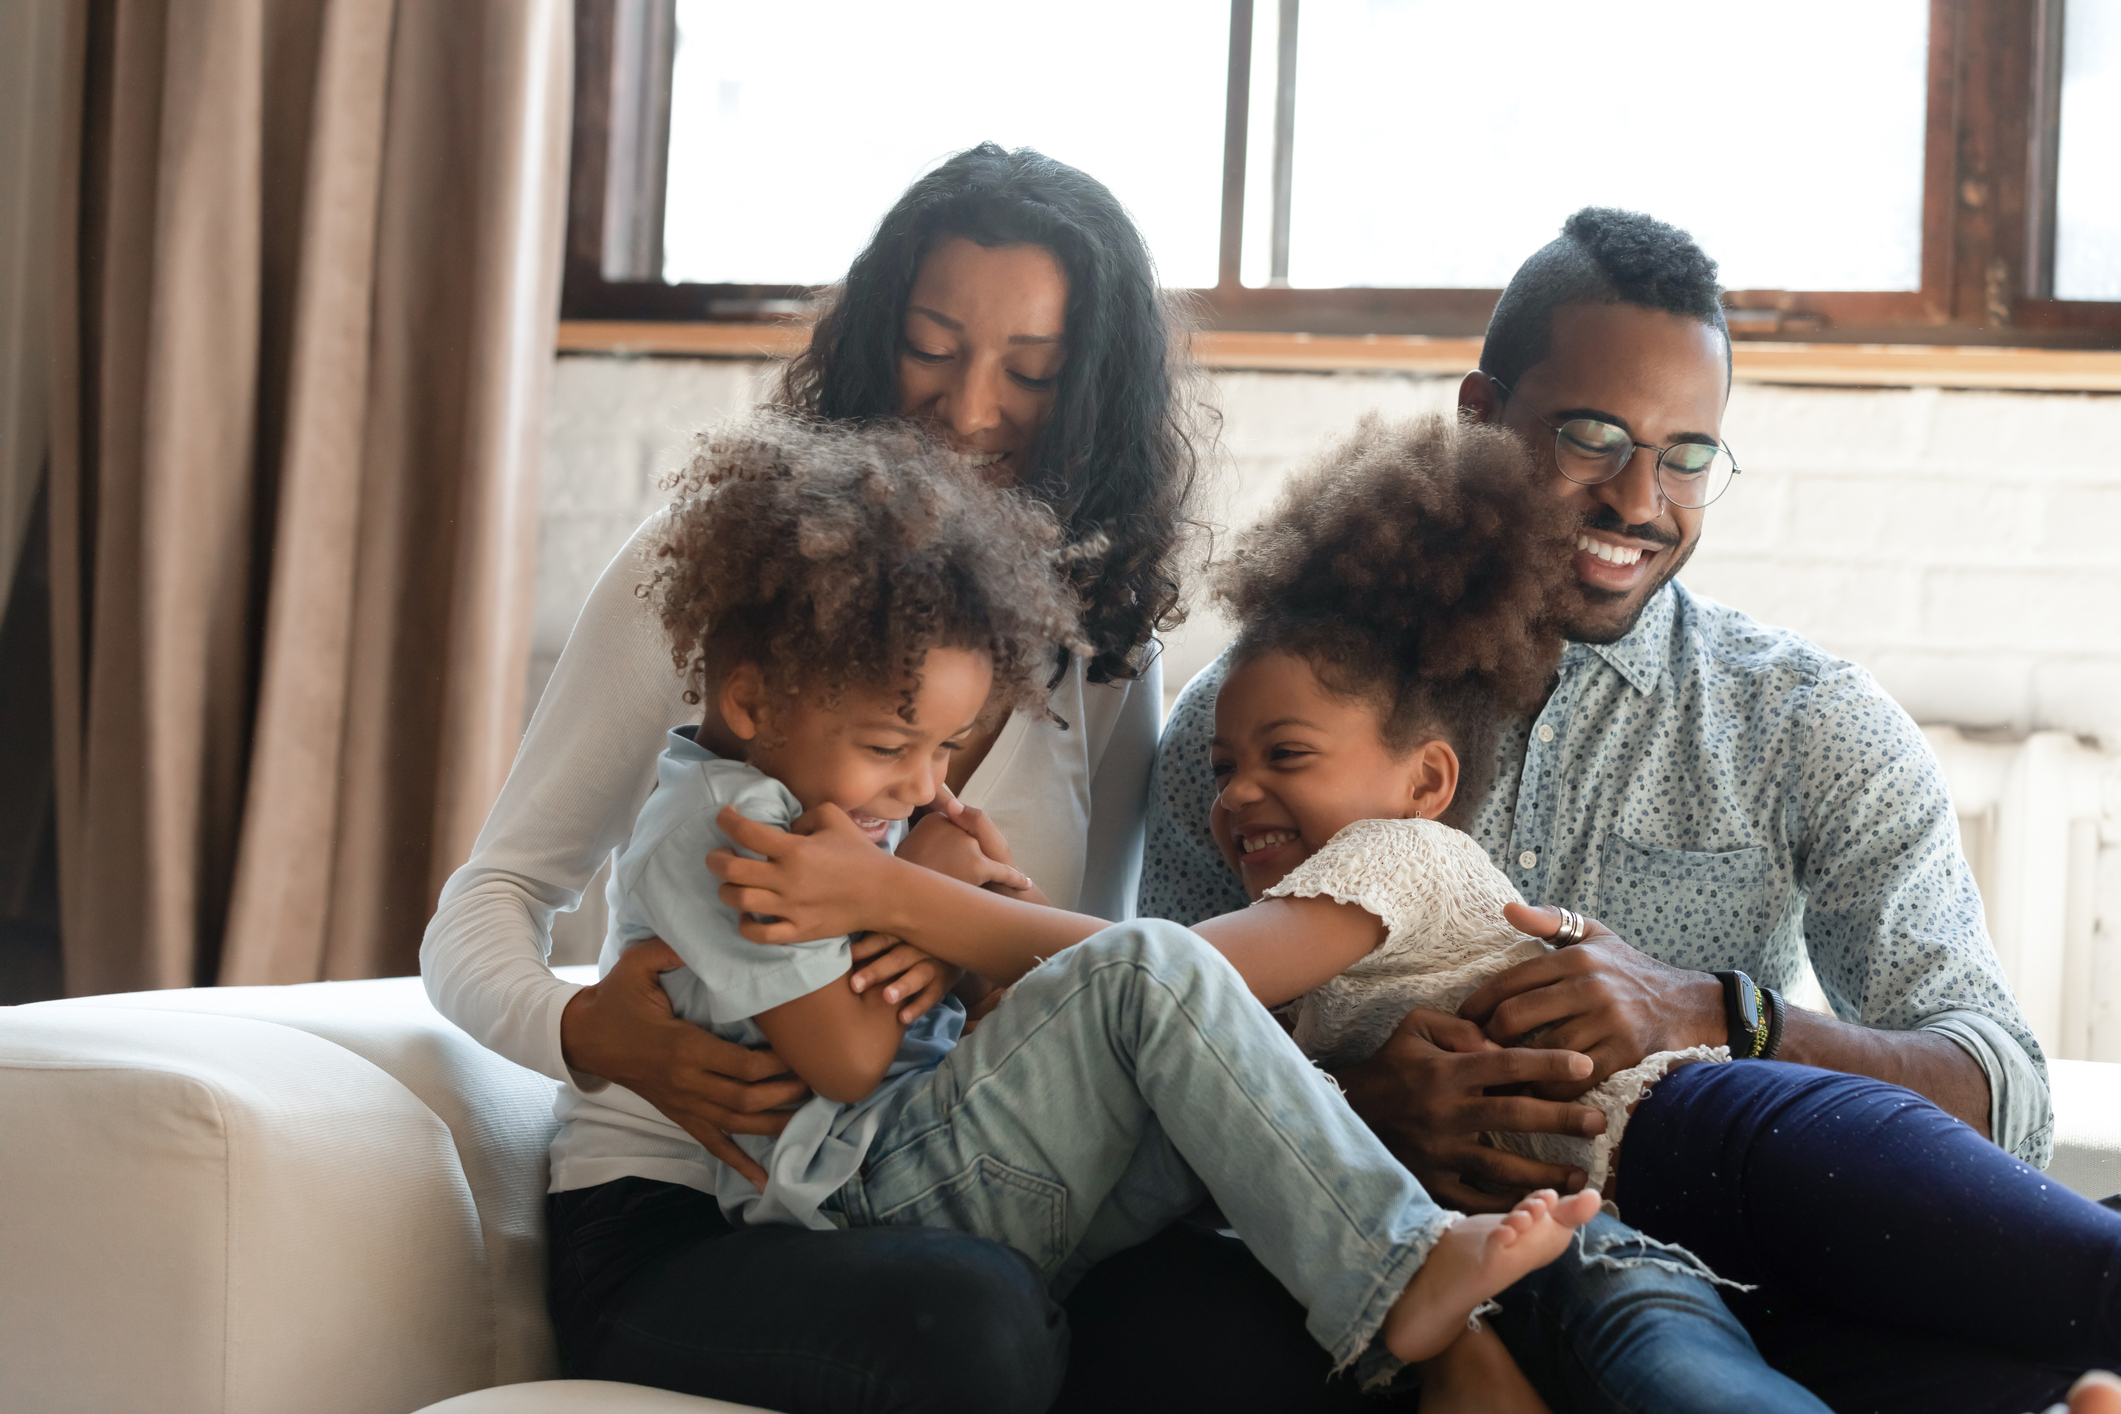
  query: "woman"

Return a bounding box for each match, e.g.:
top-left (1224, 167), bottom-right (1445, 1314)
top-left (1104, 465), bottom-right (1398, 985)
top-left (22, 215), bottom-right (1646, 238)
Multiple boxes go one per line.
top-left (422, 144), bottom-right (1201, 1413)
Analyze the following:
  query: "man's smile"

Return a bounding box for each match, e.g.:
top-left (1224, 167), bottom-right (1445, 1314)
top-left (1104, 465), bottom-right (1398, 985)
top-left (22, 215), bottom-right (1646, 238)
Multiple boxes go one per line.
top-left (1561, 525), bottom-right (1671, 602)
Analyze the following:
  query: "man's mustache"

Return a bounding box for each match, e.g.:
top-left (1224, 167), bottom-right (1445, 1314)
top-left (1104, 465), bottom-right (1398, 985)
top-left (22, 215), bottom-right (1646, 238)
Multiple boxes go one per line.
top-left (1581, 505), bottom-right (1681, 550)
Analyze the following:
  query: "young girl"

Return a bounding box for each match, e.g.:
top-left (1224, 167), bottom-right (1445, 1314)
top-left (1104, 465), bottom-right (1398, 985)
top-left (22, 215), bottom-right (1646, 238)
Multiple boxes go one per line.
top-left (1199, 413), bottom-right (2121, 1414)
top-left (724, 411), bottom-right (2121, 1414)
top-left (552, 411), bottom-right (1601, 1400)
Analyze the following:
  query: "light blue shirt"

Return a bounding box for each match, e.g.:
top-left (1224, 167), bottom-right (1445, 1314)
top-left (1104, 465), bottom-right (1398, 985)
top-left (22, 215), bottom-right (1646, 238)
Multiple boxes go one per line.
top-left (548, 727), bottom-right (962, 1228)
top-left (1140, 582), bottom-right (2053, 1166)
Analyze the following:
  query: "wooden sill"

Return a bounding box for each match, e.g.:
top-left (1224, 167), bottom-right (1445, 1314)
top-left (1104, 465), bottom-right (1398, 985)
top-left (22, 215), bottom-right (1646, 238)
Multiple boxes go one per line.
top-left (556, 322), bottom-right (2121, 394)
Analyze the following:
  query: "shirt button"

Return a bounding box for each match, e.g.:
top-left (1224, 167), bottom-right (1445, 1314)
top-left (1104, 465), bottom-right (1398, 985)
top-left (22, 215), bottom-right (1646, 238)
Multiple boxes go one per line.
top-left (1537, 725), bottom-right (1556, 744)
top-left (1519, 850), bottom-right (1539, 869)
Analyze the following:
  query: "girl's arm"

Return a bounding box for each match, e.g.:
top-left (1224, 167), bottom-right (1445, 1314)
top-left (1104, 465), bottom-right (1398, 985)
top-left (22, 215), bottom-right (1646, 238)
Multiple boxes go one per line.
top-left (1190, 897), bottom-right (1387, 1006)
top-left (709, 806), bottom-right (1390, 1001)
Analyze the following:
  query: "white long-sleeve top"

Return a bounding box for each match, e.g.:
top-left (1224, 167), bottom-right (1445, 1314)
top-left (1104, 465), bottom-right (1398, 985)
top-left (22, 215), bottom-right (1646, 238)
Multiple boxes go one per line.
top-left (421, 514), bottom-right (1162, 1087)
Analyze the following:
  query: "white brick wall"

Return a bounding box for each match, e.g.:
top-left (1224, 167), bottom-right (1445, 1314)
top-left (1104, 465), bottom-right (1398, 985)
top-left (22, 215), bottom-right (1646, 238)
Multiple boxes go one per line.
top-left (541, 358), bottom-right (2121, 743)
top-left (537, 354), bottom-right (2121, 1021)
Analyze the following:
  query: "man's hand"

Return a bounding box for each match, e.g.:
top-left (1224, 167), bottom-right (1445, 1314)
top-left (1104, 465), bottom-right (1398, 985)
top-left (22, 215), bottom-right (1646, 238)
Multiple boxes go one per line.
top-left (1457, 902), bottom-right (1726, 1096)
top-left (559, 939), bottom-right (809, 1189)
top-left (1332, 1007), bottom-right (1606, 1212)
top-left (846, 931), bottom-right (961, 1024)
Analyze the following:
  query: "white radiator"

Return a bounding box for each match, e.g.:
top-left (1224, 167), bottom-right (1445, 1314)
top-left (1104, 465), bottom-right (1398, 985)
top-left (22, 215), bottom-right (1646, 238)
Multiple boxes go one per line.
top-left (1923, 727), bottom-right (2121, 1063)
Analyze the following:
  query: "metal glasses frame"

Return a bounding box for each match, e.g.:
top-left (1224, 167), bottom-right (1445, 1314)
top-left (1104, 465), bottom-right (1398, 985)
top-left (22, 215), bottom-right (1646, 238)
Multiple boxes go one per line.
top-left (1486, 374), bottom-right (1743, 509)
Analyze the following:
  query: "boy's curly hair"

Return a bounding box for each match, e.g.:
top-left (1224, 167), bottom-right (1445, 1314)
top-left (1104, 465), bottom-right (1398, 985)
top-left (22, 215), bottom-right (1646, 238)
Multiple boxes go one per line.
top-left (649, 412), bottom-right (1089, 722)
top-left (1213, 413), bottom-right (1576, 824)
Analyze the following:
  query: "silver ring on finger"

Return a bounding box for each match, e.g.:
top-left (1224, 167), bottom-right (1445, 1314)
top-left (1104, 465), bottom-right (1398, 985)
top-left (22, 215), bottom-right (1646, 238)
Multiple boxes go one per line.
top-left (1552, 907), bottom-right (1587, 947)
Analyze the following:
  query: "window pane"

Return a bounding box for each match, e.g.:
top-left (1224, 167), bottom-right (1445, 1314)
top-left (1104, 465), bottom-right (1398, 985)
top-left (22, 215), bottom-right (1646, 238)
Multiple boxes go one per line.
top-left (1247, 0), bottom-right (1929, 291)
top-left (2057, 0), bottom-right (2121, 301)
top-left (662, 1), bottom-right (1228, 290)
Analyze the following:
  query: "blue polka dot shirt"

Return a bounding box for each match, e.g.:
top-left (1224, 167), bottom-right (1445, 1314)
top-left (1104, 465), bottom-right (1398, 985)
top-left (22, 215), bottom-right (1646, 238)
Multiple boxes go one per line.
top-left (1139, 582), bottom-right (2053, 1166)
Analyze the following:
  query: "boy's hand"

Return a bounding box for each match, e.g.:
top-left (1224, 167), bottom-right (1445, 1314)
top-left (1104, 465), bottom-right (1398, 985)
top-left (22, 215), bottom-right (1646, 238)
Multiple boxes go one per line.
top-left (847, 931), bottom-right (961, 1023)
top-left (705, 803), bottom-right (901, 942)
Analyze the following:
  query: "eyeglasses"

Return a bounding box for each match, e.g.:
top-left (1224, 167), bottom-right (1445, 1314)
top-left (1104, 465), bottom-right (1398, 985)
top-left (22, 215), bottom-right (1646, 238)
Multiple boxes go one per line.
top-left (1486, 375), bottom-right (1742, 510)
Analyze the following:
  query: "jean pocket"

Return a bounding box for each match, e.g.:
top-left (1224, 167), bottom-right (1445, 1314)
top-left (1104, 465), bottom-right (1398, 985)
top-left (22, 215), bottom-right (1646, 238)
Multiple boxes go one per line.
top-left (865, 1155), bottom-right (1072, 1276)
top-left (1595, 834), bottom-right (1778, 958)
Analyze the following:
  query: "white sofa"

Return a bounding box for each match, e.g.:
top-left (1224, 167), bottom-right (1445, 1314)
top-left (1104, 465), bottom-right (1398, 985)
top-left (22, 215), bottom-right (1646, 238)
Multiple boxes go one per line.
top-left (4, 975), bottom-right (2119, 1414)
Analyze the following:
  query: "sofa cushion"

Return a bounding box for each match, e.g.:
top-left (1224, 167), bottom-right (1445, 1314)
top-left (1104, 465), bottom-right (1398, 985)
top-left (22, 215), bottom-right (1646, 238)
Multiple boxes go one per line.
top-left (49, 977), bottom-right (567, 1386)
top-left (0, 1007), bottom-right (494, 1414)
top-left (414, 1379), bottom-right (775, 1413)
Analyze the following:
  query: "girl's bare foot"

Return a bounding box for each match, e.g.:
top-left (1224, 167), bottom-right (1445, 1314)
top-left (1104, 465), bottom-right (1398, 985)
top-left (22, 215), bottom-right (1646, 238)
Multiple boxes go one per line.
top-left (1417, 1321), bottom-right (1552, 1414)
top-left (1382, 1189), bottom-right (1602, 1365)
top-left (2069, 1371), bottom-right (2121, 1414)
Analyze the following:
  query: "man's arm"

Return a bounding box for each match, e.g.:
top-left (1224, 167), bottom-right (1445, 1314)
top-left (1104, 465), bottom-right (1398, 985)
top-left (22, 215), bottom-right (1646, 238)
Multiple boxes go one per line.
top-left (1459, 671), bottom-right (2048, 1161)
top-left (1778, 669), bottom-right (2046, 1157)
top-left (1459, 905), bottom-right (1996, 1136)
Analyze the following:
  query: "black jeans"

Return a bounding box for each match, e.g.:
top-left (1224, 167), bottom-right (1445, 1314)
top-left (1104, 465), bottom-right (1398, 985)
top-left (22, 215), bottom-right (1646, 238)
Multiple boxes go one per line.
top-left (1621, 1060), bottom-right (2121, 1414)
top-left (547, 1179), bottom-right (1406, 1414)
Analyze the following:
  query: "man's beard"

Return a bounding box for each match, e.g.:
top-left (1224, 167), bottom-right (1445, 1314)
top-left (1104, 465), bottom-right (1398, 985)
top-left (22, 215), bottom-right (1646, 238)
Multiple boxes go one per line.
top-left (1559, 504), bottom-right (1695, 645)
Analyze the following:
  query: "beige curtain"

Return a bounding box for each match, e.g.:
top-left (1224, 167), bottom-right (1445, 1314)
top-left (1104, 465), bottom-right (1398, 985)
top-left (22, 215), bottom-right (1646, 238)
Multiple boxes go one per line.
top-left (46, 0), bottom-right (571, 994)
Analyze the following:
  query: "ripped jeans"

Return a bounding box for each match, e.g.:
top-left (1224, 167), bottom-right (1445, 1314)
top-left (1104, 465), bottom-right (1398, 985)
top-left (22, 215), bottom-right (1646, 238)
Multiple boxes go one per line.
top-left (837, 920), bottom-right (1454, 1374)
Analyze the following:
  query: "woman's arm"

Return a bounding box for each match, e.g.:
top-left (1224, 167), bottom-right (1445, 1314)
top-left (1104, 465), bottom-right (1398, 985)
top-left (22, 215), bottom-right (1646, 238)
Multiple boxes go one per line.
top-left (420, 516), bottom-right (806, 1177)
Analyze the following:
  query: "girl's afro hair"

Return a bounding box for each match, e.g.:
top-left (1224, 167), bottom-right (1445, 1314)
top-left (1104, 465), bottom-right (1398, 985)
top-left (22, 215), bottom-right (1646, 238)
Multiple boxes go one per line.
top-left (1213, 413), bottom-right (1577, 821)
top-left (649, 410), bottom-right (1090, 720)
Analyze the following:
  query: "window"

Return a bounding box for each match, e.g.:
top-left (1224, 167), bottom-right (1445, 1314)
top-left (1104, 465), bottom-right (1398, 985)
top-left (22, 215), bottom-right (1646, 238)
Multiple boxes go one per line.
top-left (1238, 1), bottom-right (1928, 293)
top-left (2056, 0), bottom-right (2121, 300)
top-left (563, 0), bottom-right (2121, 345)
top-left (660, 0), bottom-right (1226, 289)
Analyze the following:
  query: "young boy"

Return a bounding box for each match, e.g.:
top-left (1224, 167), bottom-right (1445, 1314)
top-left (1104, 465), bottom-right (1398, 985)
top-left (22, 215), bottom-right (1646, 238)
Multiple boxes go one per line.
top-left (548, 412), bottom-right (1597, 1391)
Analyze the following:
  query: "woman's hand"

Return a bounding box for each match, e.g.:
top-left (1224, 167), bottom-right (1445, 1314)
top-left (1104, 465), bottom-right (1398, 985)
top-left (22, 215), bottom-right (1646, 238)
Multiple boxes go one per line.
top-left (847, 931), bottom-right (961, 1024)
top-left (558, 939), bottom-right (810, 1189)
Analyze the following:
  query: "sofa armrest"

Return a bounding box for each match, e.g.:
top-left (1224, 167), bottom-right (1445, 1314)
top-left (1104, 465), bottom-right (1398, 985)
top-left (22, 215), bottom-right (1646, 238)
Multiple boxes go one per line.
top-left (1, 1007), bottom-right (496, 1414)
top-left (2049, 1059), bottom-right (2121, 1201)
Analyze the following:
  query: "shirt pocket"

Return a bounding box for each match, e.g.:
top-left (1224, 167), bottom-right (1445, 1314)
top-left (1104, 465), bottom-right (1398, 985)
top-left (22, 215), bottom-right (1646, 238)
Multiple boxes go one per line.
top-left (1595, 834), bottom-right (1776, 959)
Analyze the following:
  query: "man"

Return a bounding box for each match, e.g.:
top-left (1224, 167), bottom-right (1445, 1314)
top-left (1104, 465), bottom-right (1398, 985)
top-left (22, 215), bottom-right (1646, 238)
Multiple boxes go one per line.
top-left (1135, 207), bottom-right (2052, 1411)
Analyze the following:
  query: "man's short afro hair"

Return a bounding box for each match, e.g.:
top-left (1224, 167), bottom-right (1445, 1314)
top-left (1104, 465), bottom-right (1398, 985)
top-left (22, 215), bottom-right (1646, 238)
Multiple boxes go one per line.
top-left (1480, 207), bottom-right (1730, 391)
top-left (648, 411), bottom-right (1089, 721)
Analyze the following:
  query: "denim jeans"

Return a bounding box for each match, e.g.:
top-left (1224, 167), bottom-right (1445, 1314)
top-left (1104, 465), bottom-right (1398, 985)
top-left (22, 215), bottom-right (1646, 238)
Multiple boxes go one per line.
top-left (1619, 1060), bottom-right (2121, 1414)
top-left (841, 920), bottom-right (1453, 1372)
top-left (548, 1175), bottom-right (1066, 1414)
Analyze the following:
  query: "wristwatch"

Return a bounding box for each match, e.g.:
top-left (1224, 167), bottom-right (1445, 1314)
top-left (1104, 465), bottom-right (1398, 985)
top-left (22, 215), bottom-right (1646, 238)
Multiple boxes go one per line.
top-left (1713, 969), bottom-right (1769, 1058)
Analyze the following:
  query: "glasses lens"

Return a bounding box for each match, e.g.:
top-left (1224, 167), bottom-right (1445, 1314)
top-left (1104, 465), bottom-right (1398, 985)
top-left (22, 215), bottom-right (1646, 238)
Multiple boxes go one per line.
top-left (1657, 443), bottom-right (1736, 508)
top-left (1554, 419), bottom-right (1630, 483)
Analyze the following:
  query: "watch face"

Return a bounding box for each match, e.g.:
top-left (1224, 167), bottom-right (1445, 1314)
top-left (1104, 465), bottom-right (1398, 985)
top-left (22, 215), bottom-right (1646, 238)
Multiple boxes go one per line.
top-left (1739, 986), bottom-right (1761, 1033)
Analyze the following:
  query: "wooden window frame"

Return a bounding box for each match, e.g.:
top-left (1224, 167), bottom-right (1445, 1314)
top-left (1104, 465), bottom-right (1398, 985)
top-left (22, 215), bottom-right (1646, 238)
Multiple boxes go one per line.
top-left (564, 0), bottom-right (2121, 348)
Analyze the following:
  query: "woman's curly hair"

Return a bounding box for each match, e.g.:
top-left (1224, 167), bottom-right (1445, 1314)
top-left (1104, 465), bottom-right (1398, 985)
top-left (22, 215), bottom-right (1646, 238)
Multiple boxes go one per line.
top-left (649, 412), bottom-right (1089, 723)
top-left (774, 142), bottom-right (1206, 685)
top-left (1214, 413), bottom-right (1577, 824)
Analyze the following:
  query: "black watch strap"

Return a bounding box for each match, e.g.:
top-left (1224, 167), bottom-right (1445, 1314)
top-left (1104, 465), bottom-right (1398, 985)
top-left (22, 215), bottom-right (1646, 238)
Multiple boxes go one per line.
top-left (1760, 985), bottom-right (1786, 1061)
top-left (1713, 969), bottom-right (1765, 1058)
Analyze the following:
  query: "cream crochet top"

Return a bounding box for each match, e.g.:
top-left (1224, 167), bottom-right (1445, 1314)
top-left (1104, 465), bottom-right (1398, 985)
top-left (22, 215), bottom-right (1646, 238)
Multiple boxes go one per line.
top-left (1260, 817), bottom-right (1726, 1190)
